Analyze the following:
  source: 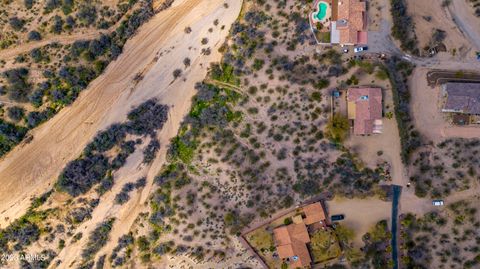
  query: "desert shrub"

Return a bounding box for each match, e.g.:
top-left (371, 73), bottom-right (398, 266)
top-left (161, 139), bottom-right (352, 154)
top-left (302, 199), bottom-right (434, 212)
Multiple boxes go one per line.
top-left (143, 138), bottom-right (160, 164)
top-left (95, 255), bottom-right (106, 269)
top-left (210, 63), bottom-right (240, 85)
top-left (81, 218), bottom-right (115, 263)
top-left (84, 124), bottom-right (127, 154)
top-left (0, 210), bottom-right (49, 252)
top-left (65, 15), bottom-right (76, 29)
top-left (252, 58), bottom-right (265, 71)
top-left (28, 81), bottom-right (51, 108)
top-left (27, 31), bottom-right (42, 41)
top-left (223, 211), bottom-right (254, 235)
top-left (110, 140), bottom-right (136, 169)
top-left (432, 29), bottom-right (446, 44)
top-left (7, 106), bottom-right (25, 122)
top-left (67, 207), bottom-right (92, 224)
top-left (76, 4), bottom-right (97, 26)
top-left (19, 249), bottom-right (56, 269)
top-left (183, 57), bottom-right (191, 67)
top-left (2, 68), bottom-right (31, 102)
top-left (44, 0), bottom-right (61, 12)
top-left (56, 154), bottom-right (110, 196)
top-left (61, 0), bottom-right (75, 14)
top-left (114, 2), bottom-right (154, 46)
top-left (173, 69), bottom-right (182, 79)
top-left (135, 177), bottom-right (147, 188)
top-left (114, 182), bottom-right (135, 205)
top-left (125, 99), bottom-right (169, 136)
top-left (26, 108), bottom-right (56, 128)
top-left (24, 0), bottom-right (34, 9)
top-left (293, 179), bottom-right (320, 196)
top-left (110, 233), bottom-right (134, 266)
top-left (96, 174), bottom-right (114, 195)
top-left (153, 241), bottom-right (174, 256)
top-left (0, 119), bottom-right (28, 157)
top-left (9, 17), bottom-right (25, 31)
top-left (390, 0), bottom-right (418, 55)
top-left (51, 15), bottom-right (64, 34)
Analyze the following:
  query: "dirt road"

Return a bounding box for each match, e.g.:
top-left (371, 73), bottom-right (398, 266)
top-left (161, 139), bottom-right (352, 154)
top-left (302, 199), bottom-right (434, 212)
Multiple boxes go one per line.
top-left (448, 0), bottom-right (480, 51)
top-left (0, 0), bottom-right (242, 229)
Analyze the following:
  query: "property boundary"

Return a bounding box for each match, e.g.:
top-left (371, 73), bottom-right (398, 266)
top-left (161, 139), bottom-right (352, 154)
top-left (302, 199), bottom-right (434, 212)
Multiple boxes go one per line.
top-left (239, 193), bottom-right (332, 269)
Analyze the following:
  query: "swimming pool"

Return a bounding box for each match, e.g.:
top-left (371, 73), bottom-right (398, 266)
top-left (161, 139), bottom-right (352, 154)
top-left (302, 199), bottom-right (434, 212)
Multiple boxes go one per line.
top-left (313, 1), bottom-right (329, 21)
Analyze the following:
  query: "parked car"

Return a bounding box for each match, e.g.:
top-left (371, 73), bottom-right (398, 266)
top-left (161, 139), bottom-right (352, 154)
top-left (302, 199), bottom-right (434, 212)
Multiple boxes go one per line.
top-left (342, 48), bottom-right (349, 53)
top-left (354, 46), bottom-right (368, 53)
top-left (432, 200), bottom-right (444, 206)
top-left (331, 214), bottom-right (345, 221)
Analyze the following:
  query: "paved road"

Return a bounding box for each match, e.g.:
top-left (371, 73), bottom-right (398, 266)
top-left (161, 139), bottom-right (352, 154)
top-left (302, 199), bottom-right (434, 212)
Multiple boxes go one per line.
top-left (391, 185), bottom-right (402, 269)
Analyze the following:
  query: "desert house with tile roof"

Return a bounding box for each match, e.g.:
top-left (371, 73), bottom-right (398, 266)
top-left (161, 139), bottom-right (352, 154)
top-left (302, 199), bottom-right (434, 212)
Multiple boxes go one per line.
top-left (273, 202), bottom-right (329, 268)
top-left (347, 87), bottom-right (383, 135)
top-left (441, 82), bottom-right (480, 125)
top-left (310, 0), bottom-right (368, 45)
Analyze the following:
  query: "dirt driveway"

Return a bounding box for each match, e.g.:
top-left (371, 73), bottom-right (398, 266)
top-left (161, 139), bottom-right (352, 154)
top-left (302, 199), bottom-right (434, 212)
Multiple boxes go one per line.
top-left (326, 197), bottom-right (391, 247)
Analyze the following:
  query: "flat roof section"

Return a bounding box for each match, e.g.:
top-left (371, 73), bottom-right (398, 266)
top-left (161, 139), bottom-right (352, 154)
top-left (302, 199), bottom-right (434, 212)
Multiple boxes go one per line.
top-left (331, 21), bottom-right (340, 44)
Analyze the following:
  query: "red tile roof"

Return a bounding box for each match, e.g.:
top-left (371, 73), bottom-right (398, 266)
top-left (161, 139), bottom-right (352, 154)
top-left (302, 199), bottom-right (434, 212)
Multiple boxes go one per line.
top-left (274, 223), bottom-right (312, 268)
top-left (347, 88), bottom-right (383, 135)
top-left (336, 0), bottom-right (367, 44)
top-left (302, 202), bottom-right (327, 225)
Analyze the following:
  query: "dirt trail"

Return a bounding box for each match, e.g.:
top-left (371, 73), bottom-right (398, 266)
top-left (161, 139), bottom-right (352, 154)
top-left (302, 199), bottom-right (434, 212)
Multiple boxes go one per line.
top-left (0, 3), bottom-right (138, 61)
top-left (0, 0), bottom-right (242, 230)
top-left (0, 31), bottom-right (105, 60)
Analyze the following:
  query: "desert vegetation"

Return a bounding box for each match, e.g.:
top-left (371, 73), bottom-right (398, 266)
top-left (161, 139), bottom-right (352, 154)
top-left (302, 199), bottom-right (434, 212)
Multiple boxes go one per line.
top-left (0, 0), bottom-right (154, 158)
top-left (0, 99), bottom-right (169, 268)
top-left (386, 57), bottom-right (422, 164)
top-left (400, 199), bottom-right (480, 268)
top-left (409, 138), bottom-right (480, 197)
top-left (390, 0), bottom-right (419, 55)
top-left (117, 1), bottom-right (396, 266)
top-left (469, 0), bottom-right (480, 16)
top-left (57, 99), bottom-right (168, 197)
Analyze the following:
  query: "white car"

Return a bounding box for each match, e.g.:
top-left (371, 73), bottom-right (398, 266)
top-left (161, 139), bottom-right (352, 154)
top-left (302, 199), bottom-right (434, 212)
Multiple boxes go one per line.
top-left (354, 46), bottom-right (368, 53)
top-left (432, 200), bottom-right (444, 206)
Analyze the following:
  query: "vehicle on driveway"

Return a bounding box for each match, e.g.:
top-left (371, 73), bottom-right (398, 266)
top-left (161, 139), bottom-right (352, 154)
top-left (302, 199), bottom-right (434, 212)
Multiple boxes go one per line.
top-left (432, 200), bottom-right (444, 206)
top-left (343, 48), bottom-right (349, 53)
top-left (354, 46), bottom-right (368, 53)
top-left (331, 214), bottom-right (345, 221)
